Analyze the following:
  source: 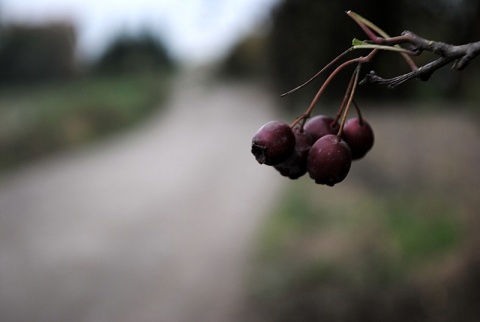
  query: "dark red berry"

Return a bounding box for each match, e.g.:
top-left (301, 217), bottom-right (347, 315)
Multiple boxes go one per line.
top-left (307, 134), bottom-right (352, 186)
top-left (304, 115), bottom-right (339, 141)
top-left (251, 120), bottom-right (295, 165)
top-left (274, 127), bottom-right (314, 179)
top-left (342, 117), bottom-right (374, 160)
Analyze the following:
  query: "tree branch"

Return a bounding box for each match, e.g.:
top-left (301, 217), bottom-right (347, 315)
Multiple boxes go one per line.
top-left (360, 31), bottom-right (480, 88)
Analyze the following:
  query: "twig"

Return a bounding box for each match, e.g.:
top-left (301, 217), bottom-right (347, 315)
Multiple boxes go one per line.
top-left (361, 31), bottom-right (480, 87)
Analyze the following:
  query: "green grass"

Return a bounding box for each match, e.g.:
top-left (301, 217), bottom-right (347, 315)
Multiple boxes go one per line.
top-left (0, 72), bottom-right (170, 171)
top-left (258, 184), bottom-right (320, 257)
top-left (249, 182), bottom-right (464, 309)
top-left (382, 195), bottom-right (462, 267)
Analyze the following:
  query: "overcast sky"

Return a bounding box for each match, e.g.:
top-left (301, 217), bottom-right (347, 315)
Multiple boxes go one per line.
top-left (0, 0), bottom-right (280, 64)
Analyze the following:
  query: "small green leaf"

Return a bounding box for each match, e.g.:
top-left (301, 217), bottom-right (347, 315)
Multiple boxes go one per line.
top-left (352, 38), bottom-right (367, 46)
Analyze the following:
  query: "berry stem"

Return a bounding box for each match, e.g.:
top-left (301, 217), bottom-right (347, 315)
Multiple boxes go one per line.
top-left (337, 64), bottom-right (361, 139)
top-left (288, 42), bottom-right (380, 128)
top-left (308, 50), bottom-right (377, 119)
top-left (281, 48), bottom-right (353, 97)
top-left (352, 43), bottom-right (417, 56)
top-left (304, 59), bottom-right (359, 117)
top-left (290, 49), bottom-right (378, 129)
top-left (333, 66), bottom-right (358, 125)
top-left (290, 113), bottom-right (308, 129)
top-left (352, 99), bottom-right (364, 125)
top-left (347, 10), bottom-right (418, 71)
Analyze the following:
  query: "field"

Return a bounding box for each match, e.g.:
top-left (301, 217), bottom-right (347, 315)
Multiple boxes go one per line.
top-left (0, 73), bottom-right (169, 171)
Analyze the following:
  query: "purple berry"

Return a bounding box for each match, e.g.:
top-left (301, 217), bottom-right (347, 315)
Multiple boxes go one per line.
top-left (307, 134), bottom-right (352, 186)
top-left (342, 117), bottom-right (374, 160)
top-left (304, 115), bottom-right (339, 141)
top-left (251, 120), bottom-right (295, 165)
top-left (274, 127), bottom-right (314, 179)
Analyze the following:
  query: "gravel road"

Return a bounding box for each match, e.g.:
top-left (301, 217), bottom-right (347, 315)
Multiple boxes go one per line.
top-left (0, 72), bottom-right (284, 322)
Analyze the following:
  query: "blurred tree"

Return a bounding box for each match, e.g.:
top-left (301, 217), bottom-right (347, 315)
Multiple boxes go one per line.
top-left (94, 32), bottom-right (175, 75)
top-left (0, 23), bottom-right (76, 84)
top-left (268, 0), bottom-right (407, 111)
top-left (267, 0), bottom-right (480, 111)
top-left (401, 0), bottom-right (480, 99)
top-left (218, 33), bottom-right (268, 80)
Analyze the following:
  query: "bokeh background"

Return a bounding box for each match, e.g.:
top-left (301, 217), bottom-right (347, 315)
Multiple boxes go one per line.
top-left (0, 0), bottom-right (480, 321)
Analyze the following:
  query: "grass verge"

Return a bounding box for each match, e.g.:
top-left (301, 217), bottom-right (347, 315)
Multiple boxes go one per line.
top-left (245, 181), bottom-right (464, 321)
top-left (0, 72), bottom-right (170, 171)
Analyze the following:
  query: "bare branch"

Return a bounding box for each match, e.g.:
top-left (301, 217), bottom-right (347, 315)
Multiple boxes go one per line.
top-left (361, 56), bottom-right (455, 88)
top-left (361, 31), bottom-right (480, 87)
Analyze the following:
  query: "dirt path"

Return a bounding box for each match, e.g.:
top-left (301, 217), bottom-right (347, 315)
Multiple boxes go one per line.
top-left (0, 71), bottom-right (284, 322)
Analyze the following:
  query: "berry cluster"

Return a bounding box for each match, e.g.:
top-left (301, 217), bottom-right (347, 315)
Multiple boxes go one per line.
top-left (250, 11), bottom-right (388, 187)
top-left (250, 10), bottom-right (479, 186)
top-left (251, 111), bottom-right (374, 186)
